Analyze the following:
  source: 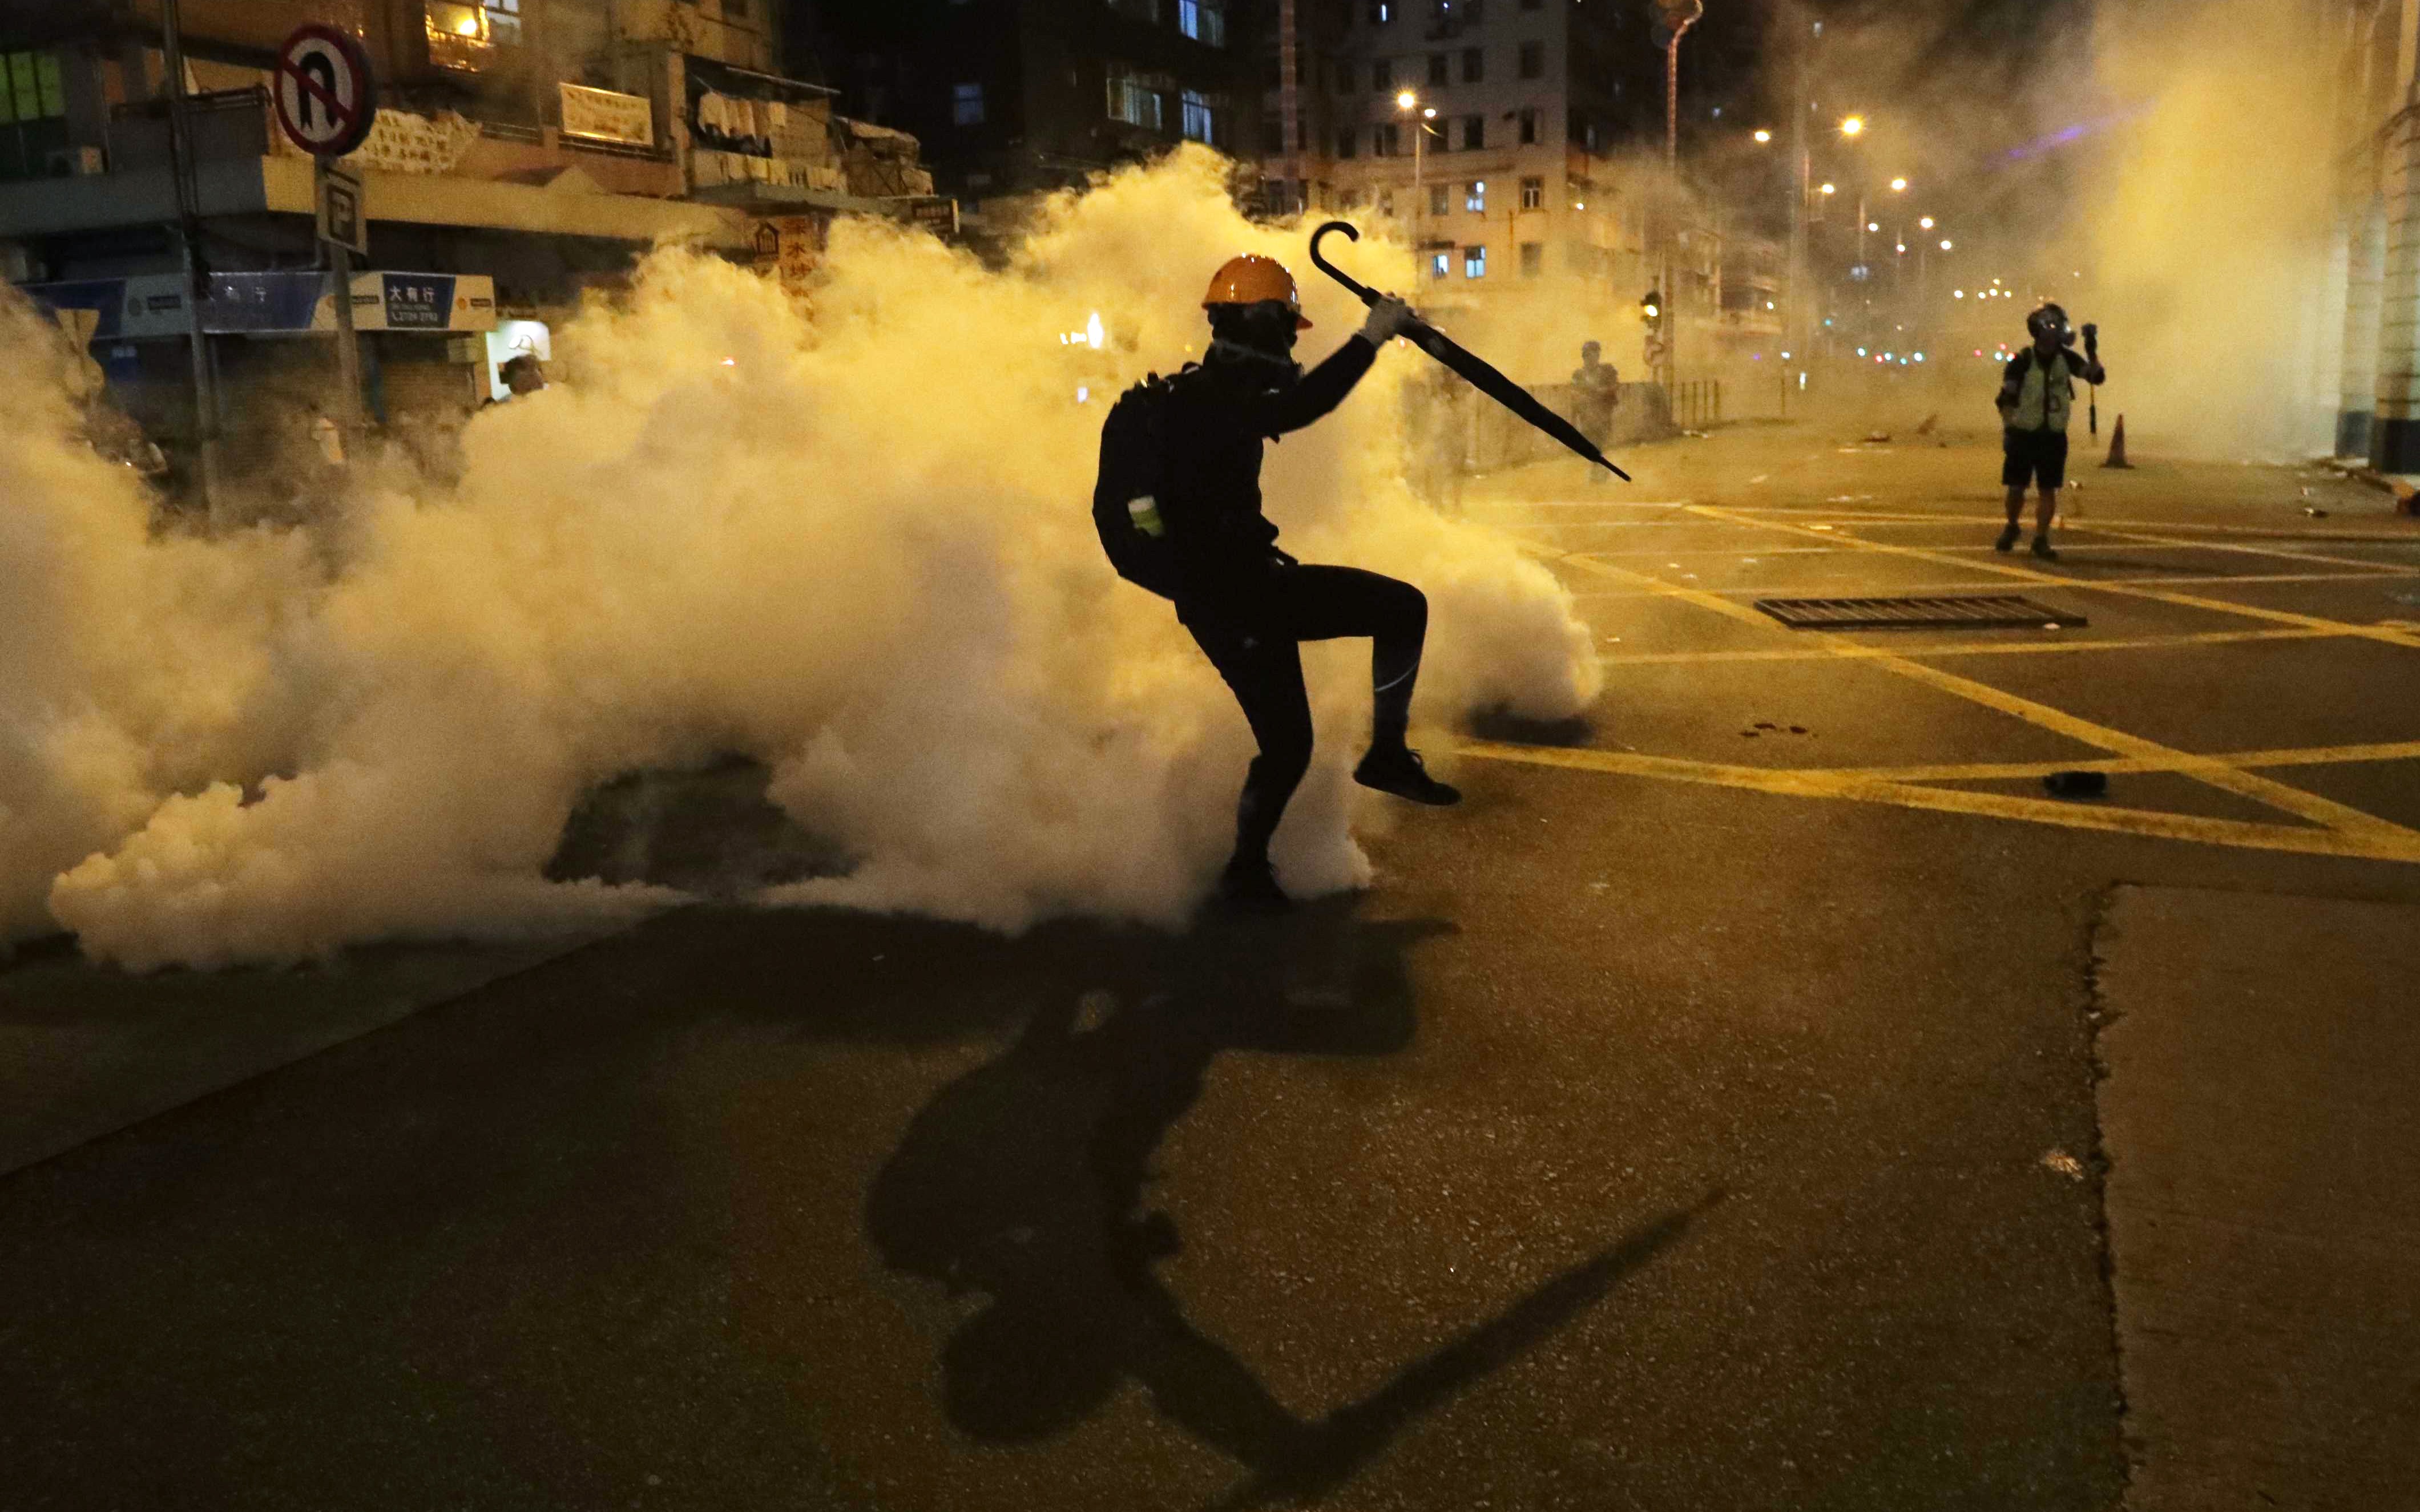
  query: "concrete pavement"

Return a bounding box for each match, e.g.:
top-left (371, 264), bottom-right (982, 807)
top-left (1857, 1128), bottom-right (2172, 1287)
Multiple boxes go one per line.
top-left (3, 422), bottom-right (2415, 1509)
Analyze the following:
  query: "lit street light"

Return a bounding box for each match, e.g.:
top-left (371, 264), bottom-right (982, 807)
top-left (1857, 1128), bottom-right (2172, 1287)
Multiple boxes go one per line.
top-left (1889, 176), bottom-right (1908, 192)
top-left (1753, 128), bottom-right (1773, 143)
top-left (1820, 182), bottom-right (1837, 195)
top-left (1840, 115), bottom-right (1866, 136)
top-left (1919, 216), bottom-right (1935, 230)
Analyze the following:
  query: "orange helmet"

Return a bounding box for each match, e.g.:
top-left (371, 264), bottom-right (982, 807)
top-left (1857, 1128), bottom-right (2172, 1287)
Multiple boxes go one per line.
top-left (1201, 253), bottom-right (1313, 329)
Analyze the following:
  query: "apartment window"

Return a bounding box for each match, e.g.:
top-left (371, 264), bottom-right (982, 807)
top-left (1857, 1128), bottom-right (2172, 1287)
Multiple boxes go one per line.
top-left (1464, 244), bottom-right (1486, 278)
top-left (1521, 0), bottom-right (1540, 7)
top-left (1462, 47), bottom-right (1483, 82)
top-left (1427, 247), bottom-right (1451, 280)
top-left (1177, 0), bottom-right (1228, 47)
top-left (483, 0), bottom-right (523, 44)
top-left (1374, 122), bottom-right (1400, 155)
top-left (1519, 175), bottom-right (1542, 209)
top-left (1465, 179), bottom-right (1485, 212)
top-left (953, 83), bottom-right (986, 124)
top-left (1262, 116), bottom-right (1284, 151)
top-left (1107, 67), bottom-right (1165, 130)
top-left (1372, 58), bottom-right (1392, 90)
top-left (1180, 88), bottom-right (1221, 144)
top-left (721, 0), bottom-right (748, 20)
top-left (0, 50), bottom-right (67, 183)
top-left (1427, 181), bottom-right (1448, 216)
top-left (1427, 53), bottom-right (1448, 86)
top-left (1518, 40), bottom-right (1543, 79)
top-left (1368, 1), bottom-right (1393, 22)
top-left (1108, 0), bottom-right (1161, 22)
top-left (1520, 241), bottom-right (1542, 276)
top-left (1518, 107), bottom-right (1539, 144)
top-left (1336, 60), bottom-right (1355, 92)
top-left (1461, 114), bottom-right (1482, 149)
top-left (1336, 124), bottom-right (1357, 157)
top-left (1435, 0), bottom-right (1482, 23)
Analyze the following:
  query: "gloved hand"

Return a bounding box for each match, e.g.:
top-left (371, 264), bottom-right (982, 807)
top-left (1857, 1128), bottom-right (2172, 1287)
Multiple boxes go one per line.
top-left (1360, 293), bottom-right (1417, 345)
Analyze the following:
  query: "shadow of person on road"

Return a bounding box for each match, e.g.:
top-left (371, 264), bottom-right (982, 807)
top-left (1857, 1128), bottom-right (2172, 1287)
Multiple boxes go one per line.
top-left (866, 898), bottom-right (1720, 1505)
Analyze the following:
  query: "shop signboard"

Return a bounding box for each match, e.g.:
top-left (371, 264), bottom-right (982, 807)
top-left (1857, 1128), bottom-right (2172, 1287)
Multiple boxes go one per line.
top-left (560, 83), bottom-right (655, 147)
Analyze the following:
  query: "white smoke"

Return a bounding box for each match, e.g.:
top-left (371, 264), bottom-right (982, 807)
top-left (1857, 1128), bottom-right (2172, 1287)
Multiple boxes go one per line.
top-left (6, 148), bottom-right (1598, 969)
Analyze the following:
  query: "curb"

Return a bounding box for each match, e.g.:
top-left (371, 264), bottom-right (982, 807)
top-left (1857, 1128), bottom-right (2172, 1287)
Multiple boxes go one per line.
top-left (2324, 459), bottom-right (2420, 515)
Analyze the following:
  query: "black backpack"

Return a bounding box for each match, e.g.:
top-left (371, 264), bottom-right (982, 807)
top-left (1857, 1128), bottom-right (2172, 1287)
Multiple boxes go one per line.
top-left (1092, 368), bottom-right (1192, 600)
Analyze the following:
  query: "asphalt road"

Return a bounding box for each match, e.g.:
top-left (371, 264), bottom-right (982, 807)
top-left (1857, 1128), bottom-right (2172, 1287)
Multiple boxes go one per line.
top-left (5, 424), bottom-right (2417, 1510)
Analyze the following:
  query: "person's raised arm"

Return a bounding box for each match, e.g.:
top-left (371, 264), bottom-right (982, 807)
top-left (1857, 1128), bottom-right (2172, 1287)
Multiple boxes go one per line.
top-left (1255, 295), bottom-right (1417, 435)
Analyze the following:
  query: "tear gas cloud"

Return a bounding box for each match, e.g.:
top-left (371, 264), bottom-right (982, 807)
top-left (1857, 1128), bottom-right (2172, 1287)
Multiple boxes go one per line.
top-left (2080, 0), bottom-right (2337, 461)
top-left (1, 147), bottom-right (1599, 969)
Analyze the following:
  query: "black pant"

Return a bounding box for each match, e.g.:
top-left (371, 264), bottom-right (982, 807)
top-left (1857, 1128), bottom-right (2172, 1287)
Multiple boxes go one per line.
top-left (1183, 564), bottom-right (1429, 868)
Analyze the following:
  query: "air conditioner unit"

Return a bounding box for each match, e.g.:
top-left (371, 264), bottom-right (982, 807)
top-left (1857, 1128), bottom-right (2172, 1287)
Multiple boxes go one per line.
top-left (46, 146), bottom-right (107, 176)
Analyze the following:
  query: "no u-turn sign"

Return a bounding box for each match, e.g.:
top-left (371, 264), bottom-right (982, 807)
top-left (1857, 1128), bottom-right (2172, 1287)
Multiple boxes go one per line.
top-left (275, 25), bottom-right (378, 159)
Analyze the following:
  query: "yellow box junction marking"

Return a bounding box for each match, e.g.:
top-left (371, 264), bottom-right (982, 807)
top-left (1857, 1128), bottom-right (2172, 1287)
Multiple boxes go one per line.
top-left (1459, 514), bottom-right (2420, 866)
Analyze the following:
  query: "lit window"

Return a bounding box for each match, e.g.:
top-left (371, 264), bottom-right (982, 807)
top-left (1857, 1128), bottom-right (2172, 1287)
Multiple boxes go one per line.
top-left (1177, 0), bottom-right (1228, 47)
top-left (1368, 1), bottom-right (1392, 24)
top-left (1106, 67), bottom-right (1165, 130)
top-left (1428, 248), bottom-right (1450, 279)
top-left (483, 0), bottom-right (522, 44)
top-left (953, 83), bottom-right (985, 125)
top-left (1519, 176), bottom-right (1542, 209)
top-left (1465, 180), bottom-right (1484, 212)
top-left (1463, 245), bottom-right (1486, 278)
top-left (0, 50), bottom-right (68, 184)
top-left (1180, 88), bottom-right (1221, 144)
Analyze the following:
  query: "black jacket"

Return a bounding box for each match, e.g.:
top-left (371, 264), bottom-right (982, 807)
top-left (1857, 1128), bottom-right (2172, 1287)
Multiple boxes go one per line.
top-left (1159, 334), bottom-right (1378, 624)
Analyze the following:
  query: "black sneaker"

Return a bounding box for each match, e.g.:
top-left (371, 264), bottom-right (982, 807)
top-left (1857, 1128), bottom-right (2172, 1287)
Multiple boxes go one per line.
top-left (1354, 746), bottom-right (1462, 806)
top-left (1994, 524), bottom-right (2021, 553)
top-left (2031, 535), bottom-right (2059, 561)
top-left (1216, 857), bottom-right (1293, 913)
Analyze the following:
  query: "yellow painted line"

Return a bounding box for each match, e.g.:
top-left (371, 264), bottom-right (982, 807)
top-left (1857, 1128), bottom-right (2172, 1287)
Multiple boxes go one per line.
top-left (1687, 504), bottom-right (2420, 651)
top-left (1560, 545), bottom-right (2420, 850)
top-left (1555, 563), bottom-right (2418, 597)
top-left (1458, 740), bottom-right (2420, 865)
top-left (1795, 737), bottom-right (2420, 784)
top-left (2068, 523), bottom-right (2410, 573)
top-left (1597, 628), bottom-right (2341, 667)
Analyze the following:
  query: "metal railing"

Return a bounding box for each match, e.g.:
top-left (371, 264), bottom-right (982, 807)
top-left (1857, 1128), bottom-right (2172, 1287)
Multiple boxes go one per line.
top-left (1672, 378), bottom-right (1722, 430)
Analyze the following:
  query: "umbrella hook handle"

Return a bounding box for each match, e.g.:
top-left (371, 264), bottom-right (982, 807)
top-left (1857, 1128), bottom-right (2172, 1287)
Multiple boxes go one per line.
top-left (1309, 221), bottom-right (1378, 306)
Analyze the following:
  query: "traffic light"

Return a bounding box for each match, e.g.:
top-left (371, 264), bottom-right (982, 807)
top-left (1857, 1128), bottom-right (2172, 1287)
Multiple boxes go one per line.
top-left (1641, 289), bottom-right (1665, 338)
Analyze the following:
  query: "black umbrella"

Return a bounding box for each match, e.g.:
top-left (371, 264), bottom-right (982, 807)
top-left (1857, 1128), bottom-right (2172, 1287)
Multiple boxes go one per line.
top-left (1309, 221), bottom-right (1632, 482)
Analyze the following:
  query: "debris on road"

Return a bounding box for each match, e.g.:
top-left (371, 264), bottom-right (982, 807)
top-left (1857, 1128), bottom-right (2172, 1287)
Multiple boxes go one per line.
top-left (2043, 771), bottom-right (2110, 799)
top-left (2040, 1150), bottom-right (2086, 1181)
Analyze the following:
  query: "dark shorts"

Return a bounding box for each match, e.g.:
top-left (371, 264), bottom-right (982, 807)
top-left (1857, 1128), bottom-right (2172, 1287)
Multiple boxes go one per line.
top-left (2003, 428), bottom-right (2070, 491)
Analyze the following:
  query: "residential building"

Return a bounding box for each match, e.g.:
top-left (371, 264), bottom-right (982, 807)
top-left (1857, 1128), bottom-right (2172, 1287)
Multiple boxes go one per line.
top-left (1254, 0), bottom-right (1669, 360)
top-left (806, 0), bottom-right (1253, 246)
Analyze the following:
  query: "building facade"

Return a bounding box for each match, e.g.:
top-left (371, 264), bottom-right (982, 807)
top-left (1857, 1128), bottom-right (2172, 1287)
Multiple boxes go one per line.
top-left (808, 0), bottom-right (1253, 244)
top-left (0, 0), bottom-right (933, 492)
top-left (2332, 0), bottom-right (2420, 470)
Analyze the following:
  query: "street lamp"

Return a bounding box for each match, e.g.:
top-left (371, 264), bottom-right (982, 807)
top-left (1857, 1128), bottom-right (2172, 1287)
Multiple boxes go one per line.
top-left (1840, 115), bottom-right (1865, 137)
top-left (1753, 128), bottom-right (1773, 143)
top-left (1397, 91), bottom-right (1437, 260)
top-left (1889, 176), bottom-right (1908, 192)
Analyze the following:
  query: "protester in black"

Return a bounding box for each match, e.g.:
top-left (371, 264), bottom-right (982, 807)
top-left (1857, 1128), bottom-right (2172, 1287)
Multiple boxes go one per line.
top-left (1160, 253), bottom-right (1459, 911)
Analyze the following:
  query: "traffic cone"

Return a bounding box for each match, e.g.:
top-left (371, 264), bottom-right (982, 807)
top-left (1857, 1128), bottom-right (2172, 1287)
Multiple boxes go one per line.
top-left (2103, 414), bottom-right (2134, 468)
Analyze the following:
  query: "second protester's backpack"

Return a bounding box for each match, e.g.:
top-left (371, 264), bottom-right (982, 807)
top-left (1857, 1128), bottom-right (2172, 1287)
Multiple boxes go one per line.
top-left (1092, 368), bottom-right (1192, 600)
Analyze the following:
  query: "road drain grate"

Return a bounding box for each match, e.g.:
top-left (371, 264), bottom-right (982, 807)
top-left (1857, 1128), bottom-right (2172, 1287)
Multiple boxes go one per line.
top-left (1753, 595), bottom-right (2088, 630)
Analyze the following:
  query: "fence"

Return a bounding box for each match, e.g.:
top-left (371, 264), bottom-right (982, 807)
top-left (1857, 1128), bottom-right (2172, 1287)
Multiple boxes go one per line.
top-left (1671, 379), bottom-right (1723, 431)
